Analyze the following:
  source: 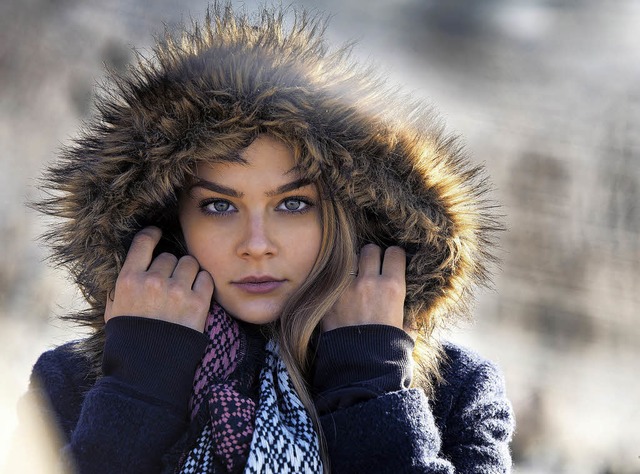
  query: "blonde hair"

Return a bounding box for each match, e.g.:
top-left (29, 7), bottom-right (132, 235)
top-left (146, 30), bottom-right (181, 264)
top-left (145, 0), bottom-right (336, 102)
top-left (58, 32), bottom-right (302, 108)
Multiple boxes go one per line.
top-left (275, 176), bottom-right (356, 472)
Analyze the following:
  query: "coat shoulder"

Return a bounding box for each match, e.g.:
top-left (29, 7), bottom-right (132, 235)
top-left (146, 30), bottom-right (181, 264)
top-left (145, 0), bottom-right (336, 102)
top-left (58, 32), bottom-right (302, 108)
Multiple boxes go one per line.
top-left (440, 341), bottom-right (504, 382)
top-left (32, 341), bottom-right (93, 388)
top-left (431, 341), bottom-right (511, 430)
top-left (30, 341), bottom-right (95, 438)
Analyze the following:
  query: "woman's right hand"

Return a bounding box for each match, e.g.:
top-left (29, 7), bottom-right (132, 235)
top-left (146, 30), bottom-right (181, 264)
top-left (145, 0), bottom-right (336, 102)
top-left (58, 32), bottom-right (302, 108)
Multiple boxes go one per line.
top-left (104, 226), bottom-right (214, 332)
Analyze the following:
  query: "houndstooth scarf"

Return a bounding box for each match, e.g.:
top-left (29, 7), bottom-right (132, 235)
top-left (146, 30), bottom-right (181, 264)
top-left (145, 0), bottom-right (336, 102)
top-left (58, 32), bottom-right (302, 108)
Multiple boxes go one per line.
top-left (178, 304), bottom-right (322, 474)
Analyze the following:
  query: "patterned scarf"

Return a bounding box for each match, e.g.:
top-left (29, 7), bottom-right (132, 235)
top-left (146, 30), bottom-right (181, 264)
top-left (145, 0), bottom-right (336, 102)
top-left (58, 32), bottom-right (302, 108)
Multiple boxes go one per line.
top-left (179, 304), bottom-right (322, 474)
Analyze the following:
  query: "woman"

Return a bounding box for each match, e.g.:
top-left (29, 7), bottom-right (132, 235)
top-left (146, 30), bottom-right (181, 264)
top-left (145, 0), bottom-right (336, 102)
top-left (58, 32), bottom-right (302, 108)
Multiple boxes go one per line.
top-left (27, 3), bottom-right (514, 473)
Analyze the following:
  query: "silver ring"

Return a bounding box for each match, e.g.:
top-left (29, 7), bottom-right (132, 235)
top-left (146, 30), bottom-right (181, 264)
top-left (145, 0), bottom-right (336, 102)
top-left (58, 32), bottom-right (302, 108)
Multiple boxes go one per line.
top-left (348, 271), bottom-right (358, 276)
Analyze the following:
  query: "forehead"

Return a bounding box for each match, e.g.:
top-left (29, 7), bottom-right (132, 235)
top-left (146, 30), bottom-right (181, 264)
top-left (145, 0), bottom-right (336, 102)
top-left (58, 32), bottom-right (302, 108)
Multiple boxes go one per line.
top-left (196, 134), bottom-right (300, 182)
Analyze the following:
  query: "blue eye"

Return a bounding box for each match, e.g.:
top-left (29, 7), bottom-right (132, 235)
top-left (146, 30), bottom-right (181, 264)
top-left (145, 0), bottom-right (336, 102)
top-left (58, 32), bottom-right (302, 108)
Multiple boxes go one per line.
top-left (277, 197), bottom-right (312, 213)
top-left (213, 201), bottom-right (230, 212)
top-left (201, 199), bottom-right (236, 215)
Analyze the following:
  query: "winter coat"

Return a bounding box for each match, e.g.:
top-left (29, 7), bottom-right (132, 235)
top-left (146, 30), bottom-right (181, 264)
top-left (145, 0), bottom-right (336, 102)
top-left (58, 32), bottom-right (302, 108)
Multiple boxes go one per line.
top-left (28, 321), bottom-right (513, 473)
top-left (29, 2), bottom-right (514, 472)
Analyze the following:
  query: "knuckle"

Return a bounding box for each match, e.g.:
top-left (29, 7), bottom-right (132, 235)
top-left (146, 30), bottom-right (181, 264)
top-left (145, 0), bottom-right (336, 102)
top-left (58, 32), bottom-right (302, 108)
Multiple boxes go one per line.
top-left (385, 246), bottom-right (406, 258)
top-left (167, 281), bottom-right (187, 300)
top-left (361, 243), bottom-right (381, 255)
top-left (385, 278), bottom-right (406, 298)
top-left (179, 255), bottom-right (199, 266)
top-left (139, 225), bottom-right (161, 236)
top-left (132, 229), bottom-right (158, 246)
top-left (132, 226), bottom-right (162, 245)
top-left (184, 295), bottom-right (208, 316)
top-left (129, 237), bottom-right (152, 254)
top-left (357, 277), bottom-right (378, 293)
top-left (143, 273), bottom-right (166, 292)
top-left (116, 271), bottom-right (137, 291)
top-left (156, 252), bottom-right (178, 265)
top-left (166, 282), bottom-right (210, 315)
top-left (179, 255), bottom-right (201, 273)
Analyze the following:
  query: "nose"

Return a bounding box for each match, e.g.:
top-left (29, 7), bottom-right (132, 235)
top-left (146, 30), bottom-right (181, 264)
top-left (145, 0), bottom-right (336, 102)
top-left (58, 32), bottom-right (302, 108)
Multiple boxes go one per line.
top-left (236, 212), bottom-right (277, 258)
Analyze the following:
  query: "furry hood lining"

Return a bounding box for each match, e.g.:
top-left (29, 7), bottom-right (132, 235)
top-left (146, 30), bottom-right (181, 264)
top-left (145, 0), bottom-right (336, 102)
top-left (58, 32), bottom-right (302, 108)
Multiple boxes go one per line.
top-left (38, 3), bottom-right (501, 348)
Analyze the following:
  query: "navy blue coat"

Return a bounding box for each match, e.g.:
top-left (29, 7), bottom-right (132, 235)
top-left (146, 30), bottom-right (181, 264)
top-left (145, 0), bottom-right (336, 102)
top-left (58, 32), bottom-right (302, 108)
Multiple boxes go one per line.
top-left (27, 319), bottom-right (514, 473)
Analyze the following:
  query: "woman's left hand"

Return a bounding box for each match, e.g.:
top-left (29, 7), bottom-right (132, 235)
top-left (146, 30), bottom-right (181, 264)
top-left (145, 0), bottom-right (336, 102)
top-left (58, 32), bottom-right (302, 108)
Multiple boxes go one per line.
top-left (323, 244), bottom-right (406, 332)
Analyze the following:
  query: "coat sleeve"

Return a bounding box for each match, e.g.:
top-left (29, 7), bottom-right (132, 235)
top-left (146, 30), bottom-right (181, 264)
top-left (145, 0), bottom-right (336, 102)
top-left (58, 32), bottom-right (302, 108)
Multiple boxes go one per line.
top-left (28, 317), bottom-right (208, 474)
top-left (316, 330), bottom-right (514, 473)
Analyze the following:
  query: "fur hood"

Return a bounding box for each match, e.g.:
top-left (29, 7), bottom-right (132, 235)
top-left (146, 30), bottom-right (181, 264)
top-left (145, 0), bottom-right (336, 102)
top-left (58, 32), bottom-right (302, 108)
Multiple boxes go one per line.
top-left (38, 3), bottom-right (500, 369)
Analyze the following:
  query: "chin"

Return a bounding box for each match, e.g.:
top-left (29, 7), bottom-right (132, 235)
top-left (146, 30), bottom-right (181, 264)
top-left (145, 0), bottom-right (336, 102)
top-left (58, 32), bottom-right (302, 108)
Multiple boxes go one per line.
top-left (219, 300), bottom-right (283, 325)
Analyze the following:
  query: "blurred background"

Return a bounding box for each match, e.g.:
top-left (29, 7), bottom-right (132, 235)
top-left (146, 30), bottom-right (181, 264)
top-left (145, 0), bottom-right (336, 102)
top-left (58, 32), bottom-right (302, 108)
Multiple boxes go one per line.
top-left (1, 0), bottom-right (639, 472)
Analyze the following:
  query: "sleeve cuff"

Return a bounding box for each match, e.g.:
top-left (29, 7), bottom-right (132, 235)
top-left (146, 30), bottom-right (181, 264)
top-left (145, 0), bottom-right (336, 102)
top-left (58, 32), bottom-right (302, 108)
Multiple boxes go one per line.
top-left (312, 324), bottom-right (415, 397)
top-left (102, 316), bottom-right (209, 413)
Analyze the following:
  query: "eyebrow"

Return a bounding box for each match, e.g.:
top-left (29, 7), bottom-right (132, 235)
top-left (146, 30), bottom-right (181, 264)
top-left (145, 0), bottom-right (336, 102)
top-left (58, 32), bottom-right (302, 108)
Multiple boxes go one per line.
top-left (189, 178), bottom-right (313, 198)
top-left (190, 180), bottom-right (242, 197)
top-left (266, 178), bottom-right (313, 197)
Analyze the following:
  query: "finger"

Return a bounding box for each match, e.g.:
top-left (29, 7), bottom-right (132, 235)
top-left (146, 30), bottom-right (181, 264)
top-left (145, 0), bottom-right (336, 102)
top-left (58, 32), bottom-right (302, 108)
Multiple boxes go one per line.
top-left (121, 227), bottom-right (162, 273)
top-left (171, 255), bottom-right (200, 285)
top-left (193, 270), bottom-right (214, 298)
top-left (381, 246), bottom-right (407, 279)
top-left (147, 252), bottom-right (179, 277)
top-left (358, 244), bottom-right (382, 276)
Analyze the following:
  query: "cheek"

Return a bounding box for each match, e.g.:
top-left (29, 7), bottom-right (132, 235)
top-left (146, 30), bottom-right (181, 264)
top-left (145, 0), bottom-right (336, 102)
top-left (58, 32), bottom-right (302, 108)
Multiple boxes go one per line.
top-left (296, 223), bottom-right (323, 272)
top-left (177, 203), bottom-right (195, 245)
top-left (186, 231), bottom-right (225, 271)
top-left (179, 213), bottom-right (221, 270)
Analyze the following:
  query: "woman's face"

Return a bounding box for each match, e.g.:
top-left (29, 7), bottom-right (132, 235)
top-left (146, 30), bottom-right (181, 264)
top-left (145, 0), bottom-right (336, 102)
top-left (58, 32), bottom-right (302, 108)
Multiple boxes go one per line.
top-left (178, 135), bottom-right (322, 324)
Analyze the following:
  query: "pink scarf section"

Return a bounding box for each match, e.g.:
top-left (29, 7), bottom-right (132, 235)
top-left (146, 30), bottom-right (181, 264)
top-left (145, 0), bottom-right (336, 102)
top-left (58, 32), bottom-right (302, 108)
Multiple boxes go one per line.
top-left (188, 303), bottom-right (256, 473)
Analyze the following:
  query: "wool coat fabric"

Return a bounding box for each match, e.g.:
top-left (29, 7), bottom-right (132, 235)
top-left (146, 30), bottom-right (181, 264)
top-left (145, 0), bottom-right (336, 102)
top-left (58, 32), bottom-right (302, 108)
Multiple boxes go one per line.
top-left (26, 2), bottom-right (514, 472)
top-left (28, 323), bottom-right (514, 473)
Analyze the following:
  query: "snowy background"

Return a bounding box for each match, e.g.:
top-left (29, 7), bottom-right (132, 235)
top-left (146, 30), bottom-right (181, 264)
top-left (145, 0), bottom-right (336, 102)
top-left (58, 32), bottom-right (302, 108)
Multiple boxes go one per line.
top-left (1, 1), bottom-right (639, 472)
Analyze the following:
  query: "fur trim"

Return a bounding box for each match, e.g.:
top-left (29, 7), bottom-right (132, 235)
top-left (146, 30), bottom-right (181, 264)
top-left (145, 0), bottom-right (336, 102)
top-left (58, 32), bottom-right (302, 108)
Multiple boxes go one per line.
top-left (36, 2), bottom-right (501, 374)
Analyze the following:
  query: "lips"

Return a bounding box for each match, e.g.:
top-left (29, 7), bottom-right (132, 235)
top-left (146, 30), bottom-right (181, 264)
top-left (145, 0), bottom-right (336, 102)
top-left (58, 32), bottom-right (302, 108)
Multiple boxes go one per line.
top-left (232, 276), bottom-right (286, 294)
